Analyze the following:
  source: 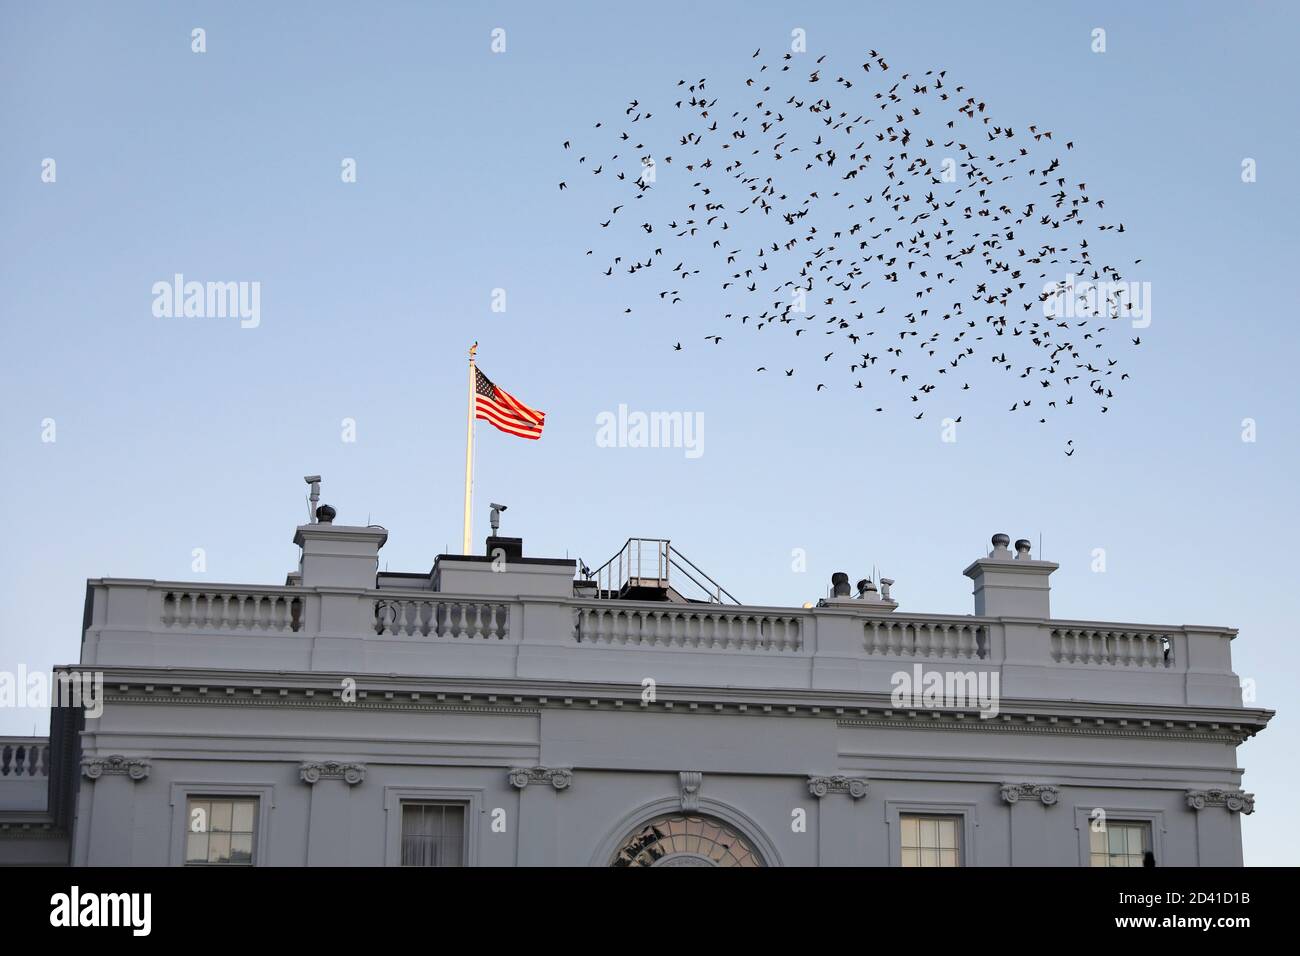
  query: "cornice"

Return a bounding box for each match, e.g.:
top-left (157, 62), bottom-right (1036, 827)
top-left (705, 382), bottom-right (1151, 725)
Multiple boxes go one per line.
top-left (80, 672), bottom-right (1270, 743)
top-left (0, 821), bottom-right (64, 839)
top-left (835, 713), bottom-right (1246, 743)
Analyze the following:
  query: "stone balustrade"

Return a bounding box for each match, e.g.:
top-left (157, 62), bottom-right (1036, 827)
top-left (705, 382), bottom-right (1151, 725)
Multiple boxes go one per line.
top-left (78, 579), bottom-right (1244, 709)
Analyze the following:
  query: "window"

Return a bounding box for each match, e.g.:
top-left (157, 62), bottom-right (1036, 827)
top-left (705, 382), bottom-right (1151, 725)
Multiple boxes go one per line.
top-left (1090, 821), bottom-right (1149, 867)
top-left (610, 813), bottom-right (765, 867)
top-left (400, 802), bottom-right (466, 867)
top-left (185, 797), bottom-right (257, 865)
top-left (900, 814), bottom-right (961, 867)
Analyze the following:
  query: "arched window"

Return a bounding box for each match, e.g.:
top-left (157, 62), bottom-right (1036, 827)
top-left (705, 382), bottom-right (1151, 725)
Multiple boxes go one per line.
top-left (610, 813), bottom-right (765, 867)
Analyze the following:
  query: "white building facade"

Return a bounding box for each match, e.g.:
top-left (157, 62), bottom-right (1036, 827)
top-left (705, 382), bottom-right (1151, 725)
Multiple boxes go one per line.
top-left (0, 508), bottom-right (1270, 867)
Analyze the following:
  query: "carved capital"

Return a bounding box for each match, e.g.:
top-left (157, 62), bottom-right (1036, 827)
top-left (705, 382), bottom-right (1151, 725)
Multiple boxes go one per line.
top-left (1000, 783), bottom-right (1060, 806)
top-left (807, 775), bottom-right (869, 800)
top-left (1186, 789), bottom-right (1254, 814)
top-left (299, 761), bottom-right (366, 786)
top-left (508, 767), bottom-right (572, 791)
top-left (81, 755), bottom-right (151, 782)
top-left (679, 771), bottom-right (702, 811)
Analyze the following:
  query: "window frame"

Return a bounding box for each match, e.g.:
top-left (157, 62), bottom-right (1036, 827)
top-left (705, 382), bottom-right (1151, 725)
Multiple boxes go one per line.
top-left (885, 800), bottom-right (978, 867)
top-left (383, 786), bottom-right (482, 867)
top-left (1072, 806), bottom-right (1165, 867)
top-left (897, 812), bottom-right (963, 868)
top-left (168, 782), bottom-right (275, 867)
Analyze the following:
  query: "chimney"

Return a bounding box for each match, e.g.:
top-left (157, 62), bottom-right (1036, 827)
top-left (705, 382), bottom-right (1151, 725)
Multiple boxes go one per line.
top-left (962, 533), bottom-right (1057, 618)
top-left (293, 505), bottom-right (388, 588)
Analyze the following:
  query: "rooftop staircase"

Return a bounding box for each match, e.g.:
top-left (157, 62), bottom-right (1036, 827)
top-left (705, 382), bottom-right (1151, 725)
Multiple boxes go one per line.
top-left (586, 538), bottom-right (740, 604)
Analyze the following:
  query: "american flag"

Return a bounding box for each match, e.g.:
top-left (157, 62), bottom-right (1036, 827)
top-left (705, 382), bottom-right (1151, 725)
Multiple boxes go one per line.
top-left (474, 367), bottom-right (545, 440)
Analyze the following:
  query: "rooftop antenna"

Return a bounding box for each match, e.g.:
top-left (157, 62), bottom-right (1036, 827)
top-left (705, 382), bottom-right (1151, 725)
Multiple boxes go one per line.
top-left (304, 475), bottom-right (322, 523)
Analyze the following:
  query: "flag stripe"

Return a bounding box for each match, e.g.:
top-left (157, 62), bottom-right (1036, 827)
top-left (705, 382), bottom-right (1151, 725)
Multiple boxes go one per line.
top-left (497, 389), bottom-right (545, 425)
top-left (473, 366), bottom-right (545, 440)
top-left (476, 404), bottom-right (542, 437)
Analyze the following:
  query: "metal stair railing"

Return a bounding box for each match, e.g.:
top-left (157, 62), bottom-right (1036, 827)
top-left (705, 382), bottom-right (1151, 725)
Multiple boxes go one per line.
top-left (587, 538), bottom-right (739, 605)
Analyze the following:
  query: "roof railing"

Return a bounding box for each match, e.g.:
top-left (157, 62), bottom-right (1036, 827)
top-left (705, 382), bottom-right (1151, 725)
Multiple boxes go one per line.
top-left (587, 538), bottom-right (740, 605)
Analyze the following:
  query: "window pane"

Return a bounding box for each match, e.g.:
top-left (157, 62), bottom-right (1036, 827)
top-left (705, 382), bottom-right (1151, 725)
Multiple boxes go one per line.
top-left (938, 820), bottom-right (957, 849)
top-left (185, 797), bottom-right (257, 866)
top-left (899, 814), bottom-right (961, 866)
top-left (208, 833), bottom-right (231, 864)
top-left (1091, 822), bottom-right (1149, 867)
top-left (401, 802), bottom-right (467, 867)
top-left (920, 818), bottom-right (939, 848)
top-left (185, 831), bottom-right (208, 863)
top-left (1108, 826), bottom-right (1127, 855)
top-left (230, 833), bottom-right (254, 864)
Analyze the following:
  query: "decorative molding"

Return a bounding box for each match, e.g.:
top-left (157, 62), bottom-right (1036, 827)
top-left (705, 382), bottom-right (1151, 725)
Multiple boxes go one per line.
top-left (81, 755), bottom-right (151, 781)
top-left (299, 761), bottom-right (366, 786)
top-left (679, 771), bottom-right (702, 811)
top-left (807, 775), bottom-right (870, 800)
top-left (1185, 789), bottom-right (1254, 814)
top-left (836, 715), bottom-right (1251, 744)
top-left (507, 767), bottom-right (572, 791)
top-left (1000, 783), bottom-right (1060, 806)
top-left (92, 681), bottom-right (1268, 746)
top-left (0, 821), bottom-right (62, 839)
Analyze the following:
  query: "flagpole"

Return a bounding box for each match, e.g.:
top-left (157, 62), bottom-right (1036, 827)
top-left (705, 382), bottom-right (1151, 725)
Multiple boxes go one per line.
top-left (462, 342), bottom-right (478, 555)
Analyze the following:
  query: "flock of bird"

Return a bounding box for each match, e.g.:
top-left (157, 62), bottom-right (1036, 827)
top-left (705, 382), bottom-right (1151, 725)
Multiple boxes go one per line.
top-left (558, 46), bottom-right (1144, 448)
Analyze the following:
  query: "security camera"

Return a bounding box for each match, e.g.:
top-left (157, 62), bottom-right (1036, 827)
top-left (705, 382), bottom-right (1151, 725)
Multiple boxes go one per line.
top-left (489, 503), bottom-right (508, 534)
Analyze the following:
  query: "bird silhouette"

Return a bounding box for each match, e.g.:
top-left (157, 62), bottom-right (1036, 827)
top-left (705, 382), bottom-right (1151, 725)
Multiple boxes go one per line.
top-left (559, 44), bottom-right (1143, 443)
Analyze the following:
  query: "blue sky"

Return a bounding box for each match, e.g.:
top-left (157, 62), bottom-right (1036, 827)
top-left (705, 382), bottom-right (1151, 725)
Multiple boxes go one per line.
top-left (2, 1), bottom-right (1296, 864)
